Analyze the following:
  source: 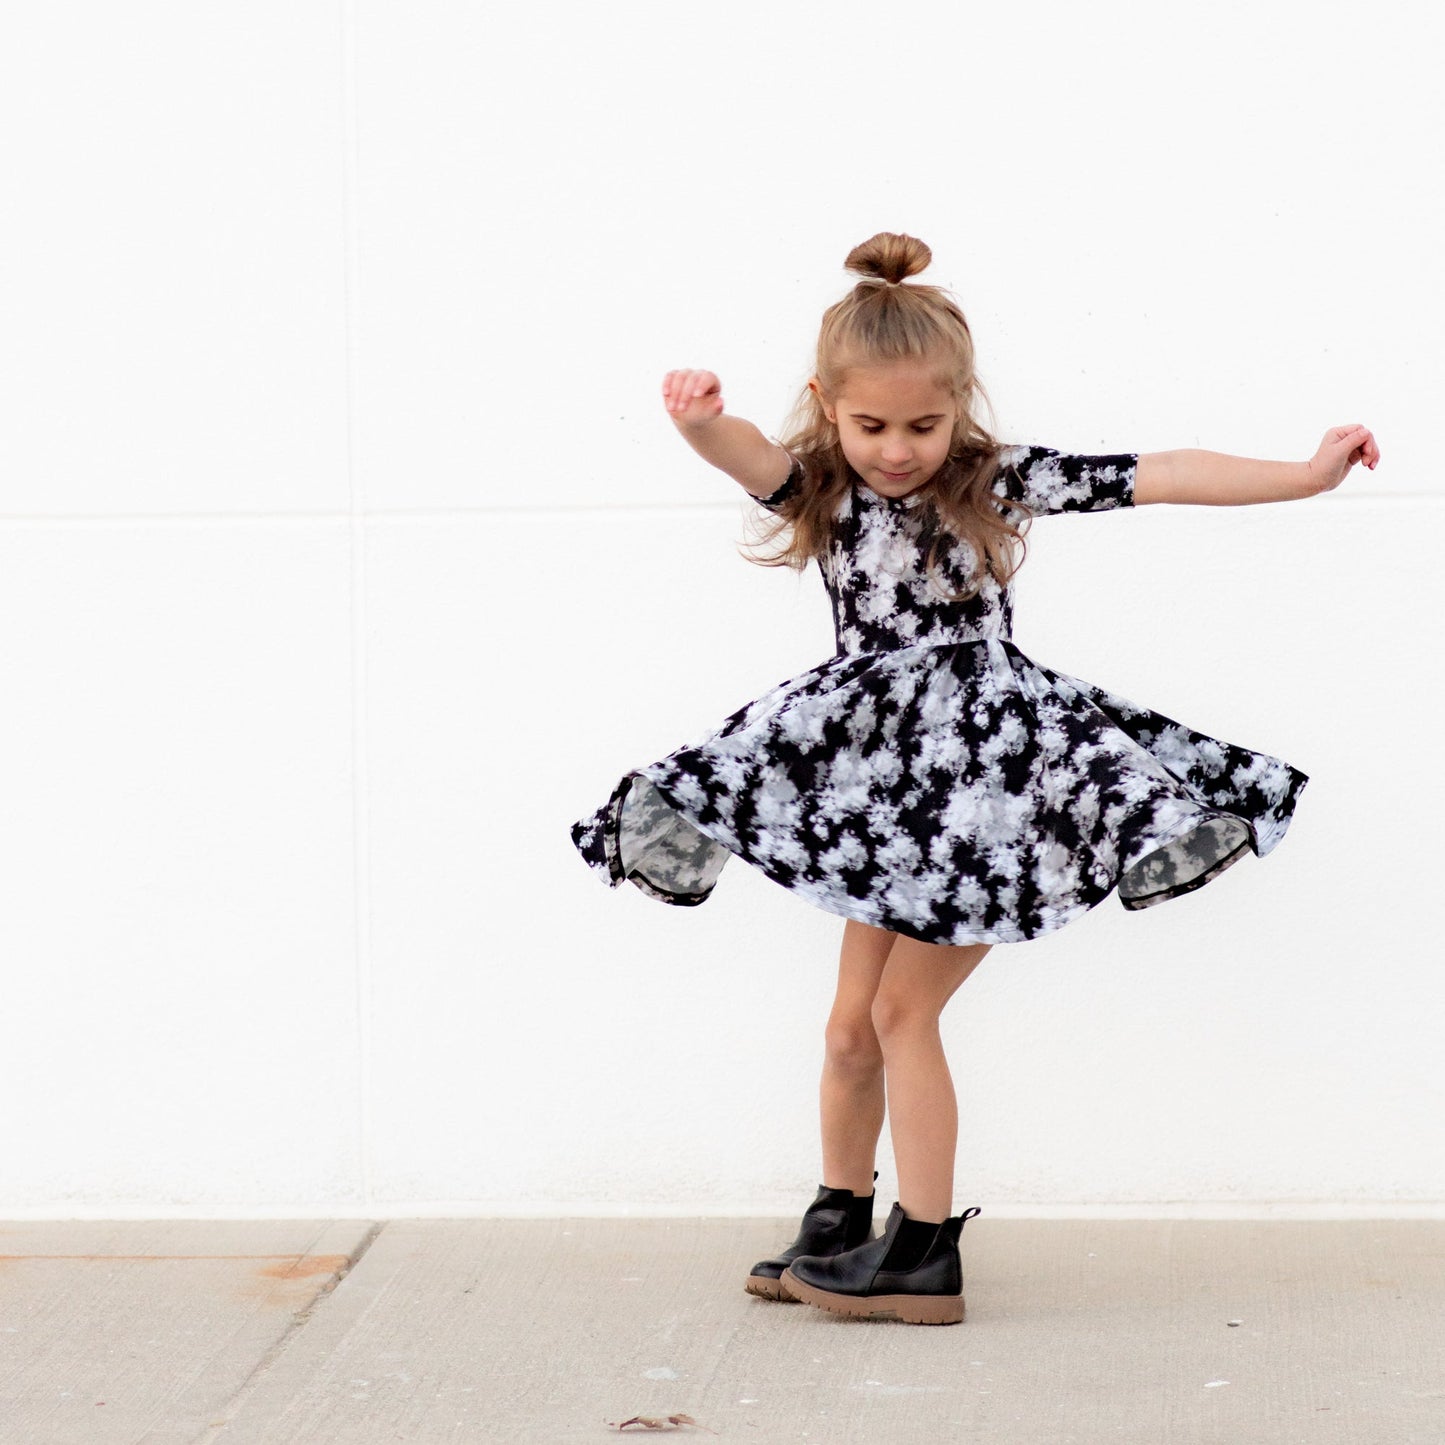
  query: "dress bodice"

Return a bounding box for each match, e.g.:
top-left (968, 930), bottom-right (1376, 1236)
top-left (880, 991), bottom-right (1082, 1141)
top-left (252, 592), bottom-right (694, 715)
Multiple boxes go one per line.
top-left (822, 481), bottom-right (1014, 656)
top-left (755, 444), bottom-right (1140, 658)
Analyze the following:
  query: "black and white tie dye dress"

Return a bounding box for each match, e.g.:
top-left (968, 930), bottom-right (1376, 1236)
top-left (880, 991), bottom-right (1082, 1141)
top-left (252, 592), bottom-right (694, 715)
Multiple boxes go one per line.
top-left (569, 447), bottom-right (1308, 946)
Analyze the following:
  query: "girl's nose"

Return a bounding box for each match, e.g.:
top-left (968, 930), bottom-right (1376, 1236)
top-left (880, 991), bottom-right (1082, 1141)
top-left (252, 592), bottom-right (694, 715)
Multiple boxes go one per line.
top-left (881, 440), bottom-right (911, 464)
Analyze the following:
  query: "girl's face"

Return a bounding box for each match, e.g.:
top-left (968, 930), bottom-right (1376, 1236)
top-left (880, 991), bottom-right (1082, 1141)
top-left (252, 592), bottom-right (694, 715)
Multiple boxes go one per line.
top-left (814, 358), bottom-right (958, 500)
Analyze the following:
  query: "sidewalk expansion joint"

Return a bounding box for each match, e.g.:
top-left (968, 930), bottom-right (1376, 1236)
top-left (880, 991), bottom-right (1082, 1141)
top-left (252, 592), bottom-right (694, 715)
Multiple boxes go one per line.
top-left (183, 1220), bottom-right (387, 1444)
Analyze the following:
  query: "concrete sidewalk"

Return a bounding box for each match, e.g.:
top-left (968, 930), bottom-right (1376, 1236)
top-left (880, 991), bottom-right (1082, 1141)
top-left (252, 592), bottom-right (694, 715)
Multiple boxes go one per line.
top-left (1, 1216), bottom-right (1441, 1443)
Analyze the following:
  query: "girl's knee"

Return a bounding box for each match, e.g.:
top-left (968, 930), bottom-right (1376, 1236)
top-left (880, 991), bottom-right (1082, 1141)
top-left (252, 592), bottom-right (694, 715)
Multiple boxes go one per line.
top-left (824, 1013), bottom-right (883, 1073)
top-left (869, 989), bottom-right (940, 1043)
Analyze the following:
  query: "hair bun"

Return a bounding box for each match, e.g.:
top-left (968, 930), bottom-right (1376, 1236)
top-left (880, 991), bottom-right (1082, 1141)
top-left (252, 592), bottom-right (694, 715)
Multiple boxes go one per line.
top-left (844, 232), bottom-right (931, 285)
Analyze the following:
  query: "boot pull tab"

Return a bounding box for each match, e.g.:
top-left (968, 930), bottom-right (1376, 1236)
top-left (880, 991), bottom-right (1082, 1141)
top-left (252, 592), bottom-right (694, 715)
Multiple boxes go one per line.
top-left (960, 1206), bottom-right (982, 1225)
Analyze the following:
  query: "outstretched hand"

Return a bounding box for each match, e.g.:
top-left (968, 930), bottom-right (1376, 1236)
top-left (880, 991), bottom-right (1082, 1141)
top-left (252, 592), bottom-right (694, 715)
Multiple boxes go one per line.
top-left (662, 369), bottom-right (725, 428)
top-left (1307, 424), bottom-right (1380, 494)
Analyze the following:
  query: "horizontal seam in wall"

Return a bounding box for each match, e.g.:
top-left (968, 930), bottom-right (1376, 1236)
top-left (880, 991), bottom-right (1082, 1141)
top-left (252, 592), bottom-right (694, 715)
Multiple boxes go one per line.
top-left (0, 491), bottom-right (1437, 526)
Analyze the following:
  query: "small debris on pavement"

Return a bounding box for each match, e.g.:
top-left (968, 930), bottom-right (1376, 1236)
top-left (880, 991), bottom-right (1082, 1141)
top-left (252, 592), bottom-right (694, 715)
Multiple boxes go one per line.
top-left (607, 1414), bottom-right (718, 1433)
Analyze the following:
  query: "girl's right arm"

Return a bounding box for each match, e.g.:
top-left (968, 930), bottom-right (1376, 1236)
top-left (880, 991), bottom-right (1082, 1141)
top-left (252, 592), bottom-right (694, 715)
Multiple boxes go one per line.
top-left (662, 370), bottom-right (794, 499)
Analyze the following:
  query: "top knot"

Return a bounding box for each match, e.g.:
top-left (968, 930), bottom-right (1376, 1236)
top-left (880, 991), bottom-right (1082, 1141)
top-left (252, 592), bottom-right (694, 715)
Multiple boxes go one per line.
top-left (844, 232), bottom-right (932, 286)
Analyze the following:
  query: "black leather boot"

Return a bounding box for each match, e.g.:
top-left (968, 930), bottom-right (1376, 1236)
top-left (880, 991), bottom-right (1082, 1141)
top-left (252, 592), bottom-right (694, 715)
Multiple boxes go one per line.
top-left (745, 1173), bottom-right (878, 1302)
top-left (782, 1201), bottom-right (982, 1324)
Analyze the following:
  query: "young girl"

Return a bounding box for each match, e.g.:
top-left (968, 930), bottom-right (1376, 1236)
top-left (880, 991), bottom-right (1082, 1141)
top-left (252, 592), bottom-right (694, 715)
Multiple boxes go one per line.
top-left (569, 232), bottom-right (1379, 1326)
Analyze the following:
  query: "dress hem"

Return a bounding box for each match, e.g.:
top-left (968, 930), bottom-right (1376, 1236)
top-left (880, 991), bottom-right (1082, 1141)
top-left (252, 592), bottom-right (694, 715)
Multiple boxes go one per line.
top-left (622, 768), bottom-right (1298, 948)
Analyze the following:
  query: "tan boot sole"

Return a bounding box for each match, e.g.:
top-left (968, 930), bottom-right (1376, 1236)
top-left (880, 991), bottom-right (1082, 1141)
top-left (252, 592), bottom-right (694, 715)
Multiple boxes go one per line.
top-left (781, 1267), bottom-right (964, 1324)
top-left (744, 1272), bottom-right (800, 1302)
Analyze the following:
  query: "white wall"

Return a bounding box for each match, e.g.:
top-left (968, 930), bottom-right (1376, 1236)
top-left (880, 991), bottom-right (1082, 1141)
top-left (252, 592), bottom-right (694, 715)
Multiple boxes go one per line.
top-left (0, 0), bottom-right (1439, 1217)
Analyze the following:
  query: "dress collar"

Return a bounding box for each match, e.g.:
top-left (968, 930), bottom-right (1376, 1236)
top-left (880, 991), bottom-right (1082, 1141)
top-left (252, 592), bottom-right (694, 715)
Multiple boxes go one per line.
top-left (854, 478), bottom-right (931, 511)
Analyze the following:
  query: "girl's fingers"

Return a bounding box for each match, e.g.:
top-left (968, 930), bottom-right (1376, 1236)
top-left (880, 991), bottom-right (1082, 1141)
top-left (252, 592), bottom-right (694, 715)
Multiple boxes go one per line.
top-left (664, 369), bottom-right (693, 413)
top-left (1344, 425), bottom-right (1380, 469)
top-left (682, 371), bottom-right (718, 414)
top-left (1323, 424), bottom-right (1379, 469)
top-left (662, 368), bottom-right (723, 416)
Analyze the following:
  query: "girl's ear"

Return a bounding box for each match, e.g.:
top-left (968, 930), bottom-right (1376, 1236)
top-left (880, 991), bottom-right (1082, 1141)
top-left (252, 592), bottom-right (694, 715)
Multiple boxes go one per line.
top-left (808, 377), bottom-right (836, 425)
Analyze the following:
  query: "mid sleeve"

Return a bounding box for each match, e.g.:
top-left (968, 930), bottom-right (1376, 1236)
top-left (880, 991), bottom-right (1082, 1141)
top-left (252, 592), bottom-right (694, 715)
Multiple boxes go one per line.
top-left (994, 444), bottom-right (1137, 515)
top-left (749, 454), bottom-right (804, 512)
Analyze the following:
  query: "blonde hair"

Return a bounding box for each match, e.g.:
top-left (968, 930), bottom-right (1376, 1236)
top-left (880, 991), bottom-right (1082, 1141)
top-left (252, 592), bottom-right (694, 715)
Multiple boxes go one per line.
top-left (744, 232), bottom-right (1032, 600)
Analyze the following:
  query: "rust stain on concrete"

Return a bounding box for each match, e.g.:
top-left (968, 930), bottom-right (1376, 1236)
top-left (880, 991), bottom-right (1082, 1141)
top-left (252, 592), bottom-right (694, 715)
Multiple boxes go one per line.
top-left (0, 1254), bottom-right (337, 1263)
top-left (255, 1254), bottom-right (350, 1281)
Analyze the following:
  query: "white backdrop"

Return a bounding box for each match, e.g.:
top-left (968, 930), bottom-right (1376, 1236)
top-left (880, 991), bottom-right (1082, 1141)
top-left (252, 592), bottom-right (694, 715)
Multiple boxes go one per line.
top-left (0, 0), bottom-right (1439, 1217)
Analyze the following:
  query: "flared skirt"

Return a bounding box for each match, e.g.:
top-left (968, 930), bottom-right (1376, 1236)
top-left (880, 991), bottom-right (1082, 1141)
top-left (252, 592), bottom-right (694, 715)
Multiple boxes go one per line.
top-left (569, 638), bottom-right (1308, 946)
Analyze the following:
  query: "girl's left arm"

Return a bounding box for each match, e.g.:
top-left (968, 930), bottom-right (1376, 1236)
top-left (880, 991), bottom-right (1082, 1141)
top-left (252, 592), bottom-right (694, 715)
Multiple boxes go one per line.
top-left (1134, 425), bottom-right (1380, 505)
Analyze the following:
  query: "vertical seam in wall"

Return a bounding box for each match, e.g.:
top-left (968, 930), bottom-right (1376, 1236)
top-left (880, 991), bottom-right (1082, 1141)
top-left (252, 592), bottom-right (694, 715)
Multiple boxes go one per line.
top-left (340, 0), bottom-right (372, 1209)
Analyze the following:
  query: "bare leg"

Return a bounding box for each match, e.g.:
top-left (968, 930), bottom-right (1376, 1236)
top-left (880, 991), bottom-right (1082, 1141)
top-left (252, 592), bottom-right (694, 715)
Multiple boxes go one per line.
top-left (871, 934), bottom-right (990, 1221)
top-left (818, 919), bottom-right (896, 1195)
